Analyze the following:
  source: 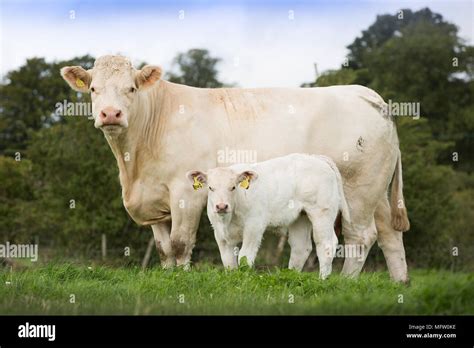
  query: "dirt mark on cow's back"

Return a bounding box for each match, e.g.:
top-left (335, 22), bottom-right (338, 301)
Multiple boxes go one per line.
top-left (210, 88), bottom-right (266, 122)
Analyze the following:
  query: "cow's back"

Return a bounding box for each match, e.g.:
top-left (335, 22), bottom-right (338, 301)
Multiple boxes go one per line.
top-left (192, 84), bottom-right (398, 186)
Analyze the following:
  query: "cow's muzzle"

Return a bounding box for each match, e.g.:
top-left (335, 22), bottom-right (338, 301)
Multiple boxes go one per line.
top-left (100, 106), bottom-right (123, 126)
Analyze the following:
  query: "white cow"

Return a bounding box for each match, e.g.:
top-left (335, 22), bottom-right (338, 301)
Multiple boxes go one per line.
top-left (187, 154), bottom-right (350, 279)
top-left (60, 55), bottom-right (410, 282)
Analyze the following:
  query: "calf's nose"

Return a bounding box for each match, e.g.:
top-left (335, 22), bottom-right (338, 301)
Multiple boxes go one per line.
top-left (100, 106), bottom-right (122, 125)
top-left (216, 203), bottom-right (229, 213)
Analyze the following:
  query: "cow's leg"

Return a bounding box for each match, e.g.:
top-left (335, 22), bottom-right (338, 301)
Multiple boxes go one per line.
top-left (375, 197), bottom-right (409, 283)
top-left (287, 215), bottom-right (313, 271)
top-left (169, 190), bottom-right (206, 268)
top-left (213, 224), bottom-right (238, 269)
top-left (151, 222), bottom-right (175, 268)
top-left (341, 212), bottom-right (378, 278)
top-left (340, 186), bottom-right (378, 278)
top-left (238, 225), bottom-right (265, 267)
top-left (306, 209), bottom-right (339, 279)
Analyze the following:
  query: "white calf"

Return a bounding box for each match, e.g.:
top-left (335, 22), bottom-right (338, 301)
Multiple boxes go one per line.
top-left (187, 153), bottom-right (351, 279)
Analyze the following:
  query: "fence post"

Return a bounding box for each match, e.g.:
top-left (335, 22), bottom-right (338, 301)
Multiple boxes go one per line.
top-left (34, 235), bottom-right (39, 262)
top-left (141, 237), bottom-right (155, 270)
top-left (101, 234), bottom-right (107, 260)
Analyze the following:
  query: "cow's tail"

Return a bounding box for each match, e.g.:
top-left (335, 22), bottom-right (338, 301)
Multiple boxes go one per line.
top-left (335, 169), bottom-right (351, 226)
top-left (318, 155), bottom-right (351, 225)
top-left (390, 149), bottom-right (410, 232)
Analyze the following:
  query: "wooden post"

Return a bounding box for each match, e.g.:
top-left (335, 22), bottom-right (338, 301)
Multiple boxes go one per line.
top-left (101, 234), bottom-right (107, 260)
top-left (34, 235), bottom-right (39, 262)
top-left (141, 237), bottom-right (155, 270)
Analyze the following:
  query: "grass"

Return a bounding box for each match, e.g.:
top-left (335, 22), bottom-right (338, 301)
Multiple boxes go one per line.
top-left (0, 263), bottom-right (472, 315)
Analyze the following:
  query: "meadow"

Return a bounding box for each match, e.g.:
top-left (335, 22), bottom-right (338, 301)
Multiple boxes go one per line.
top-left (0, 264), bottom-right (472, 315)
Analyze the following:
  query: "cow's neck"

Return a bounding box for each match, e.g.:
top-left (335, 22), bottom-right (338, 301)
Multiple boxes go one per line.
top-left (103, 82), bottom-right (166, 200)
top-left (104, 132), bottom-right (136, 199)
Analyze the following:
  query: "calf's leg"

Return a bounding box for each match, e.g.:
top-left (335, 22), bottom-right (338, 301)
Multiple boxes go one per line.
top-left (287, 215), bottom-right (313, 271)
top-left (213, 225), bottom-right (238, 269)
top-left (238, 225), bottom-right (266, 267)
top-left (306, 209), bottom-right (338, 279)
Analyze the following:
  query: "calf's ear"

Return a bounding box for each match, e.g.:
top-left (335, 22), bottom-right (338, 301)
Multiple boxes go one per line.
top-left (136, 65), bottom-right (162, 89)
top-left (236, 170), bottom-right (258, 189)
top-left (186, 170), bottom-right (207, 191)
top-left (60, 66), bottom-right (92, 93)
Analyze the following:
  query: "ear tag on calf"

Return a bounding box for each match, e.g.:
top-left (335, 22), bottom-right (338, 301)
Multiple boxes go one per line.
top-left (240, 176), bottom-right (250, 190)
top-left (193, 176), bottom-right (203, 191)
top-left (76, 78), bottom-right (85, 88)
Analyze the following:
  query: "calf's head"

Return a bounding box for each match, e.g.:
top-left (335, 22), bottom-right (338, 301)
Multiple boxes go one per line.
top-left (186, 168), bottom-right (258, 215)
top-left (61, 55), bottom-right (161, 135)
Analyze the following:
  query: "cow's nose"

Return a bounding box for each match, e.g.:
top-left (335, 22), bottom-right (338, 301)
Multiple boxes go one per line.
top-left (216, 203), bottom-right (229, 213)
top-left (100, 107), bottom-right (122, 125)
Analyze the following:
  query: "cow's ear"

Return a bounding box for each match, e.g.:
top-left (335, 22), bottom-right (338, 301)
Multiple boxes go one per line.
top-left (60, 66), bottom-right (92, 93)
top-left (236, 170), bottom-right (258, 190)
top-left (136, 65), bottom-right (162, 89)
top-left (186, 170), bottom-right (207, 191)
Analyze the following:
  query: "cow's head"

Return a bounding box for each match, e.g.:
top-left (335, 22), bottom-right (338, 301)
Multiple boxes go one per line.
top-left (186, 168), bottom-right (258, 215)
top-left (60, 55), bottom-right (161, 135)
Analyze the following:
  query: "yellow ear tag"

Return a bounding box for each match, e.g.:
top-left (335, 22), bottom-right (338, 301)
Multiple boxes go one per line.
top-left (75, 78), bottom-right (85, 88)
top-left (193, 176), bottom-right (203, 191)
top-left (240, 176), bottom-right (250, 190)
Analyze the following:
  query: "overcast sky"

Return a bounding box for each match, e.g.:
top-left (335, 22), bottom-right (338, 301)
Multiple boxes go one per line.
top-left (0, 0), bottom-right (472, 87)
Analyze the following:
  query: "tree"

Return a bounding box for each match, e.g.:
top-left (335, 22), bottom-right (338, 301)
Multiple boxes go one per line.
top-left (346, 8), bottom-right (458, 69)
top-left (0, 55), bottom-right (95, 156)
top-left (0, 156), bottom-right (35, 242)
top-left (167, 49), bottom-right (225, 88)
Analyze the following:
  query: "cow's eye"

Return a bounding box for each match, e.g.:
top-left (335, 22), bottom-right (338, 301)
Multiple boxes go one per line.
top-left (129, 87), bottom-right (136, 93)
top-left (90, 87), bottom-right (95, 92)
top-left (231, 186), bottom-right (236, 191)
top-left (209, 186), bottom-right (214, 192)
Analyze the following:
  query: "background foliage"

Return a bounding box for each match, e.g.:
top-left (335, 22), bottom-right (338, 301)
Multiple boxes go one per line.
top-left (0, 9), bottom-right (472, 270)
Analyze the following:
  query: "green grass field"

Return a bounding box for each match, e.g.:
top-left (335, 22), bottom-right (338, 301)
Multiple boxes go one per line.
top-left (0, 263), bottom-right (472, 315)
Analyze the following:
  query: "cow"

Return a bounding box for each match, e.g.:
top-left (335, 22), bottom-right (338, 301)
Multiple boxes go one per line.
top-left (187, 154), bottom-right (350, 279)
top-left (60, 55), bottom-right (410, 282)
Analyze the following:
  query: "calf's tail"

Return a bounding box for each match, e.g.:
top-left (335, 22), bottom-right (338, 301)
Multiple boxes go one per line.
top-left (317, 155), bottom-right (351, 225)
top-left (334, 168), bottom-right (351, 225)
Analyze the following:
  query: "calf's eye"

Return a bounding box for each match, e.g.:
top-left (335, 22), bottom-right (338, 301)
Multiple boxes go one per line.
top-left (231, 186), bottom-right (236, 191)
top-left (90, 87), bottom-right (95, 92)
top-left (129, 87), bottom-right (136, 93)
top-left (209, 186), bottom-right (214, 192)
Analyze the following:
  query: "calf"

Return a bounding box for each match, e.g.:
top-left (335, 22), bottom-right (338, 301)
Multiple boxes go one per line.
top-left (187, 153), bottom-right (351, 279)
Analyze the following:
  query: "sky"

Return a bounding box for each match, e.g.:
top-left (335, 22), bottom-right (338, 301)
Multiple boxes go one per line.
top-left (0, 0), bottom-right (473, 87)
